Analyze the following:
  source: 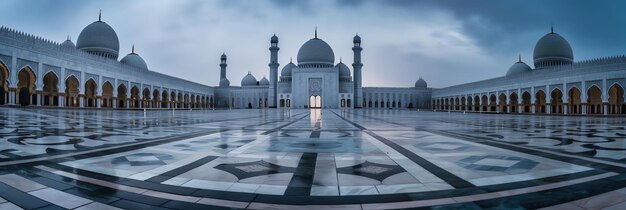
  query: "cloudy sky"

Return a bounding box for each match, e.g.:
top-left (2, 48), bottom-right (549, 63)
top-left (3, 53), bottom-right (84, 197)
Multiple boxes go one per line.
top-left (1, 0), bottom-right (625, 88)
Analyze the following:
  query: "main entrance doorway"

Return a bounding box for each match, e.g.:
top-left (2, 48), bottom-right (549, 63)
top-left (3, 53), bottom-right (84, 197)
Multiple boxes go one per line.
top-left (309, 95), bottom-right (321, 109)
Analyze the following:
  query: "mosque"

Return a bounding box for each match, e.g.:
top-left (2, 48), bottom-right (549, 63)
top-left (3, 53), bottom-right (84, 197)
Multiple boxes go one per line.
top-left (431, 26), bottom-right (626, 115)
top-left (0, 13), bottom-right (432, 110)
top-left (3, 12), bottom-right (622, 114)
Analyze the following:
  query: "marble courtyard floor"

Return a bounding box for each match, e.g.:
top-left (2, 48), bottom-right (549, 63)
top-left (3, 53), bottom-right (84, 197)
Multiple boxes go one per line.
top-left (1, 108), bottom-right (626, 209)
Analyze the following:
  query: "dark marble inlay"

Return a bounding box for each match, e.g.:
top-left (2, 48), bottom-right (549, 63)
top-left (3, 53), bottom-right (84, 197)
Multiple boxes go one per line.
top-left (214, 160), bottom-right (296, 180)
top-left (336, 161), bottom-right (406, 182)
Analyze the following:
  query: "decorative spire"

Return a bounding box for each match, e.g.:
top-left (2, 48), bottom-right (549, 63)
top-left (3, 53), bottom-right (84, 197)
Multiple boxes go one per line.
top-left (340, 57), bottom-right (342, 63)
top-left (66, 35), bottom-right (70, 41)
top-left (518, 54), bottom-right (521, 62)
top-left (314, 27), bottom-right (317, 38)
top-left (131, 45), bottom-right (135, 54)
top-left (98, 10), bottom-right (102, 21)
top-left (290, 57), bottom-right (293, 63)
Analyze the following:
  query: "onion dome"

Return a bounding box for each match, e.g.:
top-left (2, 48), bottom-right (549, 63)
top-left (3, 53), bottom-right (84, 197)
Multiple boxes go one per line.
top-left (353, 34), bottom-right (361, 43)
top-left (241, 72), bottom-right (258, 86)
top-left (506, 56), bottom-right (532, 76)
top-left (533, 26), bottom-right (573, 68)
top-left (336, 59), bottom-right (351, 80)
top-left (259, 76), bottom-right (270, 86)
top-left (120, 45), bottom-right (148, 69)
top-left (281, 58), bottom-right (295, 78)
top-left (219, 78), bottom-right (230, 87)
top-left (76, 11), bottom-right (120, 59)
top-left (415, 77), bottom-right (427, 89)
top-left (271, 34), bottom-right (278, 43)
top-left (60, 36), bottom-right (76, 49)
top-left (297, 28), bottom-right (335, 67)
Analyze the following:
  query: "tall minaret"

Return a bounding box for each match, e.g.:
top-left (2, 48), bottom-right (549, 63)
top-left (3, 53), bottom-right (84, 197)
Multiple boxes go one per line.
top-left (220, 53), bottom-right (227, 80)
top-left (352, 34), bottom-right (363, 108)
top-left (268, 34), bottom-right (280, 108)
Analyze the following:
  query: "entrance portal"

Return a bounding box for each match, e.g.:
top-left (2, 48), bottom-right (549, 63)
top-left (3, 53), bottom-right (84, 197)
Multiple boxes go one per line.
top-left (309, 95), bottom-right (321, 108)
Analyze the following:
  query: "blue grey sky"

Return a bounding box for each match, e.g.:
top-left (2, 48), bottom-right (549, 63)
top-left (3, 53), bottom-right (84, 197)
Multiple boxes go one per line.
top-left (1, 0), bottom-right (625, 88)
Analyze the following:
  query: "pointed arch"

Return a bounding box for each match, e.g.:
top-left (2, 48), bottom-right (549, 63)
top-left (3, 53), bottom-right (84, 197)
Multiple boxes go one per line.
top-left (65, 75), bottom-right (80, 107)
top-left (0, 61), bottom-right (8, 105)
top-left (84, 79), bottom-right (97, 107)
top-left (142, 87), bottom-right (151, 108)
top-left (586, 85), bottom-right (602, 114)
top-left (551, 88), bottom-right (564, 114)
top-left (102, 81), bottom-right (113, 108)
top-left (522, 91), bottom-right (532, 113)
top-left (498, 93), bottom-right (507, 113)
top-left (130, 86), bottom-right (140, 108)
top-left (42, 71), bottom-right (59, 106)
top-left (117, 83), bottom-right (127, 108)
top-left (17, 67), bottom-right (37, 106)
top-left (509, 92), bottom-right (519, 113)
top-left (535, 90), bottom-right (547, 113)
top-left (608, 83), bottom-right (625, 114)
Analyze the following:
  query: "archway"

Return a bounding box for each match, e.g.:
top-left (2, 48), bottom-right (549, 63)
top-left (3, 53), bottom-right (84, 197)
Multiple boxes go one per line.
top-left (568, 87), bottom-right (582, 114)
top-left (309, 95), bottom-right (321, 108)
top-left (0, 62), bottom-right (8, 105)
top-left (102, 82), bottom-right (113, 108)
top-left (587, 85), bottom-right (602, 114)
top-left (481, 95), bottom-right (488, 112)
top-left (117, 84), bottom-right (127, 108)
top-left (177, 93), bottom-right (183, 108)
top-left (509, 92), bottom-right (518, 113)
top-left (466, 97), bottom-right (473, 111)
top-left (454, 97), bottom-right (460, 110)
top-left (17, 67), bottom-right (36, 106)
top-left (84, 79), bottom-right (97, 107)
top-left (608, 84), bottom-right (624, 114)
top-left (498, 93), bottom-right (507, 113)
top-left (42, 72), bottom-right (59, 106)
top-left (131, 86), bottom-right (140, 108)
top-left (171, 91), bottom-right (176, 108)
top-left (142, 88), bottom-right (151, 108)
top-left (341, 99), bottom-right (346, 108)
top-left (535, 90), bottom-right (546, 113)
top-left (65, 75), bottom-right (79, 107)
top-left (551, 88), bottom-right (563, 114)
top-left (153, 89), bottom-right (160, 108)
top-left (522, 92), bottom-right (531, 113)
top-left (162, 91), bottom-right (168, 108)
top-left (184, 94), bottom-right (190, 108)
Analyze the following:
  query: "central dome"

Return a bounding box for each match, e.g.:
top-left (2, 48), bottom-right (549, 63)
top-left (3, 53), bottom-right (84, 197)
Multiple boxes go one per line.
top-left (297, 38), bottom-right (335, 67)
top-left (76, 18), bottom-right (120, 59)
top-left (533, 28), bottom-right (573, 68)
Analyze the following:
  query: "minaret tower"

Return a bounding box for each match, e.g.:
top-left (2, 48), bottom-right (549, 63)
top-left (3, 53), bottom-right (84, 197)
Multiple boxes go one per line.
top-left (268, 34), bottom-right (280, 108)
top-left (220, 53), bottom-right (227, 80)
top-left (352, 34), bottom-right (363, 108)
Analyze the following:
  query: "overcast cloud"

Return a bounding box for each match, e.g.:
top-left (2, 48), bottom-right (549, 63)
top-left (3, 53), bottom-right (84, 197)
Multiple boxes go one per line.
top-left (1, 0), bottom-right (625, 88)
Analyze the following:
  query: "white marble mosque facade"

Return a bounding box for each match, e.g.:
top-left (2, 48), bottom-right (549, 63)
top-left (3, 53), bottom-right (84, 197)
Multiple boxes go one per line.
top-left (431, 28), bottom-right (626, 115)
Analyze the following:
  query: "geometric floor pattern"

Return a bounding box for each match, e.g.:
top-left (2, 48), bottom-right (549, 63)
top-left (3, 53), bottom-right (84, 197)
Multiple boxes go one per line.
top-left (1, 107), bottom-right (626, 209)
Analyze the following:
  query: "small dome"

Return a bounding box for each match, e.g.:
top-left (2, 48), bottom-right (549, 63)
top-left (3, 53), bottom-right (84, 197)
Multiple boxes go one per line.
top-left (281, 60), bottom-right (296, 77)
top-left (219, 78), bottom-right (230, 87)
top-left (533, 28), bottom-right (573, 68)
top-left (506, 58), bottom-right (532, 76)
top-left (76, 16), bottom-right (120, 59)
top-left (259, 77), bottom-right (270, 86)
top-left (120, 46), bottom-right (148, 69)
top-left (415, 77), bottom-right (427, 88)
top-left (271, 34), bottom-right (278, 43)
top-left (336, 61), bottom-right (351, 79)
top-left (241, 72), bottom-right (258, 86)
top-left (297, 38), bottom-right (335, 67)
top-left (353, 34), bottom-right (361, 43)
top-left (60, 38), bottom-right (75, 49)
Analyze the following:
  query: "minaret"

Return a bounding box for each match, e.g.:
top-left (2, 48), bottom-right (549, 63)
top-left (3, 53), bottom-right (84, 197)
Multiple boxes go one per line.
top-left (352, 34), bottom-right (363, 108)
top-left (220, 53), bottom-right (227, 79)
top-left (268, 34), bottom-right (280, 108)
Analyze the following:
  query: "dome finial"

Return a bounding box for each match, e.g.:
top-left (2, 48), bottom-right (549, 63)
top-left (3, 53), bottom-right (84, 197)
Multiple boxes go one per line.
top-left (340, 57), bottom-right (342, 63)
top-left (131, 44), bottom-right (135, 54)
top-left (315, 27), bottom-right (317, 38)
top-left (518, 54), bottom-right (521, 62)
top-left (98, 10), bottom-right (102, 21)
top-left (290, 57), bottom-right (292, 63)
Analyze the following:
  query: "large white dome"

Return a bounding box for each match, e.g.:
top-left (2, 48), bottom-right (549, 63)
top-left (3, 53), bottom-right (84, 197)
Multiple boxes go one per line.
top-left (533, 28), bottom-right (573, 68)
top-left (120, 53), bottom-right (148, 69)
top-left (76, 18), bottom-right (120, 59)
top-left (241, 72), bottom-right (257, 86)
top-left (506, 58), bottom-right (532, 77)
top-left (297, 38), bottom-right (335, 67)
